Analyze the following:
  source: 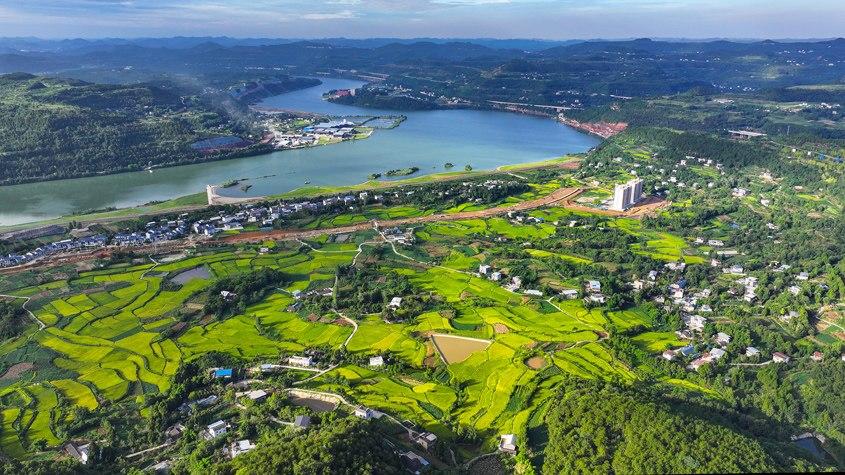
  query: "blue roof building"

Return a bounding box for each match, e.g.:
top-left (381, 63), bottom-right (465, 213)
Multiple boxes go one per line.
top-left (214, 368), bottom-right (233, 379)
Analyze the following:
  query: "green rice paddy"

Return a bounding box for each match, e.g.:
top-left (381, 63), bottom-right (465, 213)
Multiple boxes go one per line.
top-left (0, 213), bottom-right (712, 457)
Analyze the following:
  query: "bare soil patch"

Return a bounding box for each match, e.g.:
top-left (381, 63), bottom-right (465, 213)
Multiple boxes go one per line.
top-left (526, 356), bottom-right (546, 369)
top-left (493, 323), bottom-right (510, 334)
top-left (1, 362), bottom-right (34, 380)
top-left (431, 334), bottom-right (491, 364)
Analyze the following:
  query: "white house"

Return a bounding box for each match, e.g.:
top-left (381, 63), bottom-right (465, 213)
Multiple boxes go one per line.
top-left (388, 297), bottom-right (403, 309)
top-left (715, 332), bottom-right (731, 346)
top-left (478, 264), bottom-right (491, 275)
top-left (288, 356), bottom-right (313, 367)
top-left (490, 271), bottom-right (502, 281)
top-left (685, 314), bottom-right (706, 332)
top-left (710, 348), bottom-right (726, 360)
top-left (369, 356), bottom-right (385, 367)
top-left (662, 350), bottom-right (676, 361)
top-left (245, 389), bottom-right (267, 402)
top-left (745, 347), bottom-right (760, 357)
top-left (205, 420), bottom-right (228, 439)
top-left (560, 289), bottom-right (579, 299)
top-left (773, 352), bottom-right (791, 363)
top-left (499, 434), bottom-right (517, 454)
top-left (230, 440), bottom-right (256, 458)
top-left (354, 406), bottom-right (374, 420)
top-left (586, 280), bottom-right (601, 292)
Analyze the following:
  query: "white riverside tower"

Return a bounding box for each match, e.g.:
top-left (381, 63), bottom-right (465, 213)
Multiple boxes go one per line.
top-left (611, 178), bottom-right (644, 211)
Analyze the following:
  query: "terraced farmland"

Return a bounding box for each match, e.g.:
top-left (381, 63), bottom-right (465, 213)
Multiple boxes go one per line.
top-left (0, 214), bottom-right (703, 458)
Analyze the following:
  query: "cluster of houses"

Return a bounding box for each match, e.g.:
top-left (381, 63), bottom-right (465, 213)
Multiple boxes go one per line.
top-left (3, 176), bottom-right (534, 270)
top-left (506, 211), bottom-right (545, 225)
top-left (113, 219), bottom-right (189, 247)
top-left (263, 117), bottom-right (361, 150)
top-left (382, 227), bottom-right (416, 246)
top-left (0, 234), bottom-right (107, 268)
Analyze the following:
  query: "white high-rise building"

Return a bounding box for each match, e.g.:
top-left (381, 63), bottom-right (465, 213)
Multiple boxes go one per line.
top-left (630, 178), bottom-right (643, 203)
top-left (611, 178), bottom-right (644, 211)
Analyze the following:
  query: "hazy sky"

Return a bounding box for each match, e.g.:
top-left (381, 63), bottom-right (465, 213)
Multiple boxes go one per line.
top-left (0, 0), bottom-right (843, 40)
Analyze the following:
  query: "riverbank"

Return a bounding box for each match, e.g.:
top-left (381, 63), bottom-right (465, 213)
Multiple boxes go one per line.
top-left (0, 77), bottom-right (598, 226)
top-left (0, 156), bottom-right (583, 233)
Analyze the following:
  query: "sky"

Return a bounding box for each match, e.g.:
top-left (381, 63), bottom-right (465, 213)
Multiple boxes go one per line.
top-left (0, 0), bottom-right (843, 40)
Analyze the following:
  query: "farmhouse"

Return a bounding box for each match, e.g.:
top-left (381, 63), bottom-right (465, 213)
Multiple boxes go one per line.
top-left (586, 280), bottom-right (602, 292)
top-left (662, 350), bottom-right (676, 361)
top-left (388, 297), bottom-right (403, 309)
top-left (288, 356), bottom-right (313, 367)
top-left (811, 351), bottom-right (824, 362)
top-left (244, 389), bottom-right (268, 402)
top-left (499, 434), bottom-right (518, 454)
top-left (416, 432), bottom-right (438, 450)
top-left (229, 440), bottom-right (256, 458)
top-left (213, 368), bottom-right (233, 379)
top-left (773, 352), bottom-right (791, 363)
top-left (400, 451), bottom-right (430, 473)
top-left (64, 442), bottom-right (91, 464)
top-left (369, 356), bottom-right (385, 367)
top-left (745, 347), bottom-right (760, 357)
top-left (715, 332), bottom-right (731, 346)
top-left (205, 420), bottom-right (228, 440)
top-left (354, 406), bottom-right (375, 420)
top-left (560, 289), bottom-right (579, 299)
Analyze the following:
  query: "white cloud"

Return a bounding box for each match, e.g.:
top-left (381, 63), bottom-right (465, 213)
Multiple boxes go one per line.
top-left (302, 9), bottom-right (358, 20)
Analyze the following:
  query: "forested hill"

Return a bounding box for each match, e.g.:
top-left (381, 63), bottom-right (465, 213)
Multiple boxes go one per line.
top-left (0, 73), bottom-right (259, 185)
top-left (543, 379), bottom-right (831, 474)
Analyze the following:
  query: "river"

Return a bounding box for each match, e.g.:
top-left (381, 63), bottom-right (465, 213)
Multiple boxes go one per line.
top-left (0, 78), bottom-right (599, 226)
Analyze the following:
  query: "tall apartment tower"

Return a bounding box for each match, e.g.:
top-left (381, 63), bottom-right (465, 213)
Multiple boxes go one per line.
top-left (611, 178), bottom-right (644, 211)
top-left (630, 178), bottom-right (643, 203)
top-left (612, 183), bottom-right (630, 211)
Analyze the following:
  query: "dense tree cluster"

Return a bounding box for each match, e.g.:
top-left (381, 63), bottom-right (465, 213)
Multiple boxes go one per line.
top-left (0, 300), bottom-right (26, 339)
top-left (543, 379), bottom-right (825, 474)
top-left (214, 418), bottom-right (402, 475)
top-left (204, 268), bottom-right (287, 317)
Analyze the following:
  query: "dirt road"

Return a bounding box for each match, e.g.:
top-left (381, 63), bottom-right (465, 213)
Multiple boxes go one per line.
top-left (1, 186), bottom-right (667, 275)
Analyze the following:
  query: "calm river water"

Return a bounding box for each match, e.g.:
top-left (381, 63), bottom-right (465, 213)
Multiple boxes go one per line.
top-left (0, 78), bottom-right (599, 225)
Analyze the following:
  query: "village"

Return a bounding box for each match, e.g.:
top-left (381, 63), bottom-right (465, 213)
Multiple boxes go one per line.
top-left (0, 178), bottom-right (526, 269)
top-left (61, 349), bottom-right (521, 473)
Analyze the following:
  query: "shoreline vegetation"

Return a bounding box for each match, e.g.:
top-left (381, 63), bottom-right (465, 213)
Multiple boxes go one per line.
top-left (384, 167), bottom-right (419, 177)
top-left (0, 156), bottom-right (582, 233)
